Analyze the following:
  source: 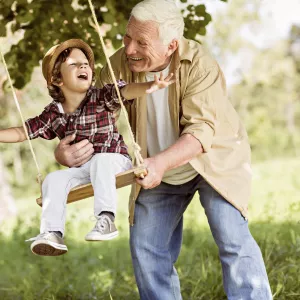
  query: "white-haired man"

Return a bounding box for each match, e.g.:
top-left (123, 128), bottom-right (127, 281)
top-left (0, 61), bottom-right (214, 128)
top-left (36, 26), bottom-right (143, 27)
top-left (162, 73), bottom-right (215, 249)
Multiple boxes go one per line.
top-left (55, 0), bottom-right (273, 299)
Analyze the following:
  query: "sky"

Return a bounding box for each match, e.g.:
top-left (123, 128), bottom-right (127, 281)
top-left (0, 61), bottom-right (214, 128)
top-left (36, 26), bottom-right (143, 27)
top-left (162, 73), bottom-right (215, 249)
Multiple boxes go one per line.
top-left (194, 0), bottom-right (300, 84)
top-left (260, 0), bottom-right (300, 40)
top-left (204, 0), bottom-right (300, 47)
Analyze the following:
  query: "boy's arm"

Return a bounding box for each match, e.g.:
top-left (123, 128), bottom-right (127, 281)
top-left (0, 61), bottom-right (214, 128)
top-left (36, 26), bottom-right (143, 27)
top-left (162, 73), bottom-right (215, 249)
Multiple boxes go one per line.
top-left (120, 72), bottom-right (174, 100)
top-left (0, 126), bottom-right (27, 143)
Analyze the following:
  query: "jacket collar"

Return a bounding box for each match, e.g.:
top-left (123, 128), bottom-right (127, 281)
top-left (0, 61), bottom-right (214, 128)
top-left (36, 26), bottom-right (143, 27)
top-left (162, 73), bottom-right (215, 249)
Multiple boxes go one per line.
top-left (173, 37), bottom-right (194, 70)
top-left (178, 37), bottom-right (194, 62)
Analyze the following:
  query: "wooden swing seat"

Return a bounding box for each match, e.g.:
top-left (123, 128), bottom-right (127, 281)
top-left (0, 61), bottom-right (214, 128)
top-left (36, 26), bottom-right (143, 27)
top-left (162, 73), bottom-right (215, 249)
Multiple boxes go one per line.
top-left (36, 165), bottom-right (146, 207)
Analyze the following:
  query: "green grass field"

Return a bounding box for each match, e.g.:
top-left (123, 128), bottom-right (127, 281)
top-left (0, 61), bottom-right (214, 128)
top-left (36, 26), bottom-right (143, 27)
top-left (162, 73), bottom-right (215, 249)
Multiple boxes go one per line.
top-left (0, 158), bottom-right (300, 299)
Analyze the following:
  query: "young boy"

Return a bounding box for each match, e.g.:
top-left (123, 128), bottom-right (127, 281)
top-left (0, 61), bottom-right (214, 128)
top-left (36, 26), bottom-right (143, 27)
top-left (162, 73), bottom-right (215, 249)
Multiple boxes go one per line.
top-left (0, 39), bottom-right (173, 256)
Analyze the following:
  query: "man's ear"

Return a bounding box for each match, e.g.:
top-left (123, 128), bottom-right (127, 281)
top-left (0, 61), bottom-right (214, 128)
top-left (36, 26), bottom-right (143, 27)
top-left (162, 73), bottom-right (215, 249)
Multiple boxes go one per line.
top-left (166, 39), bottom-right (179, 57)
top-left (51, 76), bottom-right (63, 87)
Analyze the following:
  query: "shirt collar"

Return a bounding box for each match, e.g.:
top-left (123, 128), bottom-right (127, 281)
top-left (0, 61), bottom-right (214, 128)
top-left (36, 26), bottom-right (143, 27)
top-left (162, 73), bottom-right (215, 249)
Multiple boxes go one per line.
top-left (48, 86), bottom-right (94, 114)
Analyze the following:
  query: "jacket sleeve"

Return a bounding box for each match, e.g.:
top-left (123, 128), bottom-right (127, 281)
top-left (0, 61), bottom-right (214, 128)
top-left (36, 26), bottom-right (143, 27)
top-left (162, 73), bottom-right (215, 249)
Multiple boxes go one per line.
top-left (180, 64), bottom-right (227, 153)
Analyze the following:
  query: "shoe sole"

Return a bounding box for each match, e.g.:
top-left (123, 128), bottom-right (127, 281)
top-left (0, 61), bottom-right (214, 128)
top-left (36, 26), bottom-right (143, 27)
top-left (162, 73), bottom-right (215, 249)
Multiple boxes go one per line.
top-left (31, 240), bottom-right (68, 256)
top-left (85, 231), bottom-right (119, 241)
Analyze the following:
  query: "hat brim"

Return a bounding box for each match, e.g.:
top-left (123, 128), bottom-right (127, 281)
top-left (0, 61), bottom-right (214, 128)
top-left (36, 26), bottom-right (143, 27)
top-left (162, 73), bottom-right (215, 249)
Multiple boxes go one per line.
top-left (46, 39), bottom-right (94, 84)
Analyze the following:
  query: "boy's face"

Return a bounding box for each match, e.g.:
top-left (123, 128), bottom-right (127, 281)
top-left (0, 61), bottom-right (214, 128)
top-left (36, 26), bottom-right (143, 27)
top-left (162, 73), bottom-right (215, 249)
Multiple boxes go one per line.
top-left (58, 48), bottom-right (92, 93)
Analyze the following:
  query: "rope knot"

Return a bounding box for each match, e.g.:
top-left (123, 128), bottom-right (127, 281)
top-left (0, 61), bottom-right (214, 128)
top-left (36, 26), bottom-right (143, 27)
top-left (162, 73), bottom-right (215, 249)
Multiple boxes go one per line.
top-left (36, 173), bottom-right (43, 184)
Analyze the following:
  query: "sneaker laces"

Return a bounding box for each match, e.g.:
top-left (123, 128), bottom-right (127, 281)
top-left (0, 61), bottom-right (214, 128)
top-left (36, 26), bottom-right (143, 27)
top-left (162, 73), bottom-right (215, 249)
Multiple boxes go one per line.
top-left (25, 232), bottom-right (56, 242)
top-left (94, 215), bottom-right (113, 233)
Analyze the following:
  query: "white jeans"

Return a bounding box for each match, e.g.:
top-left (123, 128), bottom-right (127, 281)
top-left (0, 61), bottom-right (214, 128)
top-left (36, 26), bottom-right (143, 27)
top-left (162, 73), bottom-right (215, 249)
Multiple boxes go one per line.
top-left (40, 153), bottom-right (132, 235)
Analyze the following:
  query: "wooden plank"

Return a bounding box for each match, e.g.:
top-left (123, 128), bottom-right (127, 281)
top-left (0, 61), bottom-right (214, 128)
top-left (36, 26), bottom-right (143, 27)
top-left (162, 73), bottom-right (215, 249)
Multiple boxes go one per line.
top-left (36, 165), bottom-right (147, 207)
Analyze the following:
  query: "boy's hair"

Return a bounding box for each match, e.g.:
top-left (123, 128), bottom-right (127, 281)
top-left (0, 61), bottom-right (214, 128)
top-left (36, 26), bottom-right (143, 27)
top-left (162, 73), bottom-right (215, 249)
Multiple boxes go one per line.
top-left (48, 47), bottom-right (95, 103)
top-left (42, 39), bottom-right (95, 103)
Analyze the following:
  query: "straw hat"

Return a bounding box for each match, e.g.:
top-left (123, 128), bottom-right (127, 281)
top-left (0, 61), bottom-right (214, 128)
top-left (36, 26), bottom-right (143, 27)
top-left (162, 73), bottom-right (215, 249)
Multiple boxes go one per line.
top-left (42, 39), bottom-right (94, 84)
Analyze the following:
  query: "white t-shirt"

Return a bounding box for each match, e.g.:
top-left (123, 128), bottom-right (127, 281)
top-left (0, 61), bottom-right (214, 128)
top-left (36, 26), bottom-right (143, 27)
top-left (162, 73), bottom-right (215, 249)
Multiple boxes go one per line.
top-left (145, 65), bottom-right (198, 185)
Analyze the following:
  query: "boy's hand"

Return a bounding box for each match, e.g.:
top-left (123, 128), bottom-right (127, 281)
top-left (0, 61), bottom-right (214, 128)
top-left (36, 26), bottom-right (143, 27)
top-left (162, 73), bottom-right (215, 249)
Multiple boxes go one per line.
top-left (146, 72), bottom-right (174, 94)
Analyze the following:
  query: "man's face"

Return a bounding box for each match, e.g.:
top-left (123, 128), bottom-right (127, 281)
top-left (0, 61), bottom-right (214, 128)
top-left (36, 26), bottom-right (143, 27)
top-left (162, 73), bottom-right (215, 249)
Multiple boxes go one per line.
top-left (59, 48), bottom-right (92, 93)
top-left (124, 17), bottom-right (173, 73)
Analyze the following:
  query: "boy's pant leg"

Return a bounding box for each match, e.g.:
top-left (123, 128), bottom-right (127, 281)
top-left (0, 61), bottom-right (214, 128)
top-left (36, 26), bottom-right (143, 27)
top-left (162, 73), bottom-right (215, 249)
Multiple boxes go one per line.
top-left (90, 153), bottom-right (132, 216)
top-left (40, 163), bottom-right (91, 235)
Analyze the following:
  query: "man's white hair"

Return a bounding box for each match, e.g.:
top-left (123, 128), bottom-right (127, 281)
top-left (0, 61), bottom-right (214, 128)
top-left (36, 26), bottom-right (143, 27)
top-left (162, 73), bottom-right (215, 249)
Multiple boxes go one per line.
top-left (130, 0), bottom-right (184, 45)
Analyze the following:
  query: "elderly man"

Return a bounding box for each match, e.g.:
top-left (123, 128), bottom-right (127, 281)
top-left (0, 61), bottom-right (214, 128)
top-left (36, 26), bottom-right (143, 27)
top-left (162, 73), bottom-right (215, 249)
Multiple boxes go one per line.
top-left (55, 0), bottom-right (272, 299)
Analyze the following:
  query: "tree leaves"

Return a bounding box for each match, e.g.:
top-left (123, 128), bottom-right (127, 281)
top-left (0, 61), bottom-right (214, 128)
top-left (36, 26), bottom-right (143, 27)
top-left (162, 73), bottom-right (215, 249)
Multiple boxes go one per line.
top-left (0, 0), bottom-right (225, 89)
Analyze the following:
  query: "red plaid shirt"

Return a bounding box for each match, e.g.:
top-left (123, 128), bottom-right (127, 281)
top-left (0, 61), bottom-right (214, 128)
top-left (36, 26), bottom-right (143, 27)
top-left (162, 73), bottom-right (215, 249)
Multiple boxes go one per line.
top-left (25, 81), bottom-right (131, 159)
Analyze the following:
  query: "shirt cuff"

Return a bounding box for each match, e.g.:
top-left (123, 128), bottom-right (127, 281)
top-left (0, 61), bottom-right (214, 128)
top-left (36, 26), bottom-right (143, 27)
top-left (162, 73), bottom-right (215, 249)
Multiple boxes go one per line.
top-left (181, 123), bottom-right (214, 153)
top-left (24, 120), bottom-right (34, 140)
top-left (111, 80), bottom-right (133, 105)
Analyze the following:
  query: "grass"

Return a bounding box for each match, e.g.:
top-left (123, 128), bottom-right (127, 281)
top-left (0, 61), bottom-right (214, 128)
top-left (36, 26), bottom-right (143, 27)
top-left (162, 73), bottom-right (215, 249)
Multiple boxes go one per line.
top-left (0, 157), bottom-right (300, 299)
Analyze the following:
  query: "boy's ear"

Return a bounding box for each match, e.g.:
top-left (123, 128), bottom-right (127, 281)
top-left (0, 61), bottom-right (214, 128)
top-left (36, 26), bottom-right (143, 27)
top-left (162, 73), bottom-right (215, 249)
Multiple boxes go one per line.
top-left (166, 39), bottom-right (179, 57)
top-left (51, 76), bottom-right (63, 87)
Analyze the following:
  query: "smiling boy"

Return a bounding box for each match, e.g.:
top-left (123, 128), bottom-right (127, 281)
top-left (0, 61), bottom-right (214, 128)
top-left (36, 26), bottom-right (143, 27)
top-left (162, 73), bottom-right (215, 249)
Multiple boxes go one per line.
top-left (0, 39), bottom-right (173, 256)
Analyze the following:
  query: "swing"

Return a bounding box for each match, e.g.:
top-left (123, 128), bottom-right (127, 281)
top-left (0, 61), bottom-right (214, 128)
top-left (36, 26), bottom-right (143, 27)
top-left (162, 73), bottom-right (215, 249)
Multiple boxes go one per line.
top-left (0, 0), bottom-right (147, 211)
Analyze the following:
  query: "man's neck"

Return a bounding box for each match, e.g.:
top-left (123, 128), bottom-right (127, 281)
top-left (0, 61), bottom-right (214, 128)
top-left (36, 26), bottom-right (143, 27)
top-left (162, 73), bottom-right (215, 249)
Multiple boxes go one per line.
top-left (152, 55), bottom-right (172, 72)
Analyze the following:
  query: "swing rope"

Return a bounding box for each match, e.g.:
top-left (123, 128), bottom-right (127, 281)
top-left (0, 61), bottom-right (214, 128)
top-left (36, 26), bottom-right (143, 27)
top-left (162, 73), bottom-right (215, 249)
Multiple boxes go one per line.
top-left (87, 0), bottom-right (144, 167)
top-left (0, 46), bottom-right (43, 193)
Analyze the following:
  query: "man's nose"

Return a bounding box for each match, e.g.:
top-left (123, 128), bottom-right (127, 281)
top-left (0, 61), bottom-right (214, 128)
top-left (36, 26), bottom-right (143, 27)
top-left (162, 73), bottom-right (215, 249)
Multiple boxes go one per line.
top-left (80, 64), bottom-right (87, 69)
top-left (125, 40), bottom-right (137, 55)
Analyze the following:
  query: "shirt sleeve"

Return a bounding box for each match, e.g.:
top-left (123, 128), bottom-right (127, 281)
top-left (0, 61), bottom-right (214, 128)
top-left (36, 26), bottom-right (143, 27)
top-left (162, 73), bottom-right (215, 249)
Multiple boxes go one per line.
top-left (98, 80), bottom-right (129, 111)
top-left (180, 64), bottom-right (226, 153)
top-left (25, 109), bottom-right (57, 140)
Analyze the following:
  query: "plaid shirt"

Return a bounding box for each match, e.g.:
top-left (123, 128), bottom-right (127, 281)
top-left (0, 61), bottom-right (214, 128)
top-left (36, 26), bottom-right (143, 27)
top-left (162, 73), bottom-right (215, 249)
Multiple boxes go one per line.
top-left (25, 81), bottom-right (131, 159)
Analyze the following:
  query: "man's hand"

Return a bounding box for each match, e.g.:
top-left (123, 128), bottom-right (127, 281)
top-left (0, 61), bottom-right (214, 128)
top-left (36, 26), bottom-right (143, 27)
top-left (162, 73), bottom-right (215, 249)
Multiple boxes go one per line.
top-left (54, 134), bottom-right (94, 167)
top-left (146, 72), bottom-right (174, 94)
top-left (136, 134), bottom-right (203, 189)
top-left (136, 156), bottom-right (167, 189)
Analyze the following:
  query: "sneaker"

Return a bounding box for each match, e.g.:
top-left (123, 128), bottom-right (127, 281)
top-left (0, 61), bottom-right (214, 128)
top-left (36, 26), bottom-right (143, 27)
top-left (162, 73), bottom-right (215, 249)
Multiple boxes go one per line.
top-left (25, 232), bottom-right (68, 256)
top-left (85, 214), bottom-right (118, 241)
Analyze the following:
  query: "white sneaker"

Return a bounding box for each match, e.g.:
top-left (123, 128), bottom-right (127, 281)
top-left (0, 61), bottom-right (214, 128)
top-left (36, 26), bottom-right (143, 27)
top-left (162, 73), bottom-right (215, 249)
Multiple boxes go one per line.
top-left (26, 232), bottom-right (68, 256)
top-left (85, 214), bottom-right (118, 241)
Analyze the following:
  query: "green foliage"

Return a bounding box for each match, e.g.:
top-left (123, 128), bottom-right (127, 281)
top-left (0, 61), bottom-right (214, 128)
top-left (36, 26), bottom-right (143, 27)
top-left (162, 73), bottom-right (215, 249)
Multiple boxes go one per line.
top-left (289, 25), bottom-right (300, 72)
top-left (230, 40), bottom-right (300, 160)
top-left (0, 0), bottom-right (225, 89)
top-left (204, 0), bottom-right (261, 63)
top-left (183, 4), bottom-right (212, 38)
top-left (203, 0), bottom-right (300, 161)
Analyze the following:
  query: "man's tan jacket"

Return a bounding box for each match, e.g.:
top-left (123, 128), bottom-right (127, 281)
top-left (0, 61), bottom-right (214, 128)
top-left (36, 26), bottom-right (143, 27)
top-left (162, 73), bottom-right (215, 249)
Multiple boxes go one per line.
top-left (97, 38), bottom-right (252, 224)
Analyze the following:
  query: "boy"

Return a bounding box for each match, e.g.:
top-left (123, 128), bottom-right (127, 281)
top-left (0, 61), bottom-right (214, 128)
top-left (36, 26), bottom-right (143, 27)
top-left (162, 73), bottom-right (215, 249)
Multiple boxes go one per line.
top-left (0, 39), bottom-right (173, 256)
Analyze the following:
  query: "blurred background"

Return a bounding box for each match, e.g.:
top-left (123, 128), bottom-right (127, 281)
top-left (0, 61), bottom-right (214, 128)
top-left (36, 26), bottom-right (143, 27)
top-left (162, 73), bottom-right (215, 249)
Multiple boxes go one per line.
top-left (0, 0), bottom-right (299, 299)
